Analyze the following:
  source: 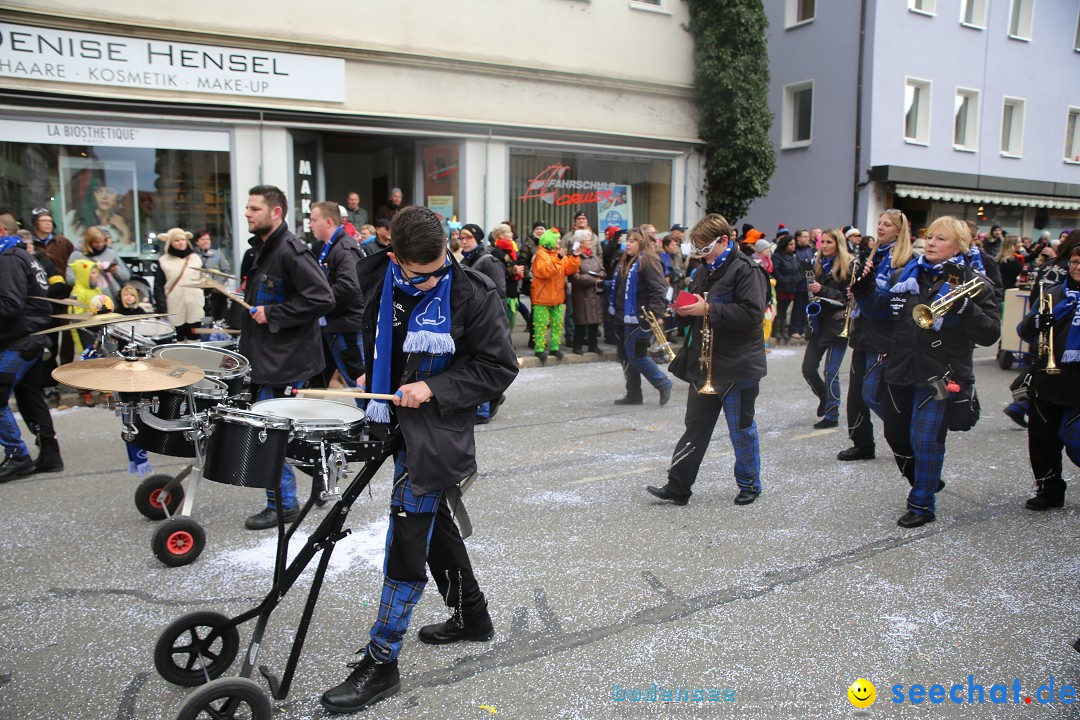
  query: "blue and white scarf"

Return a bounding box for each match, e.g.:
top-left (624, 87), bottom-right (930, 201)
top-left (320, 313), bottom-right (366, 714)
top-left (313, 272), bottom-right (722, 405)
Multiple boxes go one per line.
top-left (1054, 286), bottom-right (1080, 364)
top-left (820, 255), bottom-right (835, 279)
top-left (851, 241), bottom-right (895, 320)
top-left (0, 235), bottom-right (21, 254)
top-left (891, 254), bottom-right (966, 330)
top-left (622, 260), bottom-right (641, 325)
top-left (366, 257), bottom-right (455, 423)
top-left (965, 245), bottom-right (985, 274)
top-left (317, 225), bottom-right (344, 272)
top-left (707, 243), bottom-right (735, 272)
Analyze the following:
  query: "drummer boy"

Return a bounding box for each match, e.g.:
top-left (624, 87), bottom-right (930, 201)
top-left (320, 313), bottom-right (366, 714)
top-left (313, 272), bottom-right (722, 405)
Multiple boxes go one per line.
top-left (319, 205), bottom-right (517, 714)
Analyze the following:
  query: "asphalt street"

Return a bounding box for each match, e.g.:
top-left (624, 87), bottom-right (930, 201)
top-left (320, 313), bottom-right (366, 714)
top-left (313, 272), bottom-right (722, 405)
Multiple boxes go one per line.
top-left (0, 342), bottom-right (1077, 719)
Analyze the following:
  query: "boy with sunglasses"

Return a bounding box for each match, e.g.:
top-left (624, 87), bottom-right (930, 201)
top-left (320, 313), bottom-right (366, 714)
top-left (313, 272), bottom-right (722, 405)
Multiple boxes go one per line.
top-left (321, 206), bottom-right (518, 714)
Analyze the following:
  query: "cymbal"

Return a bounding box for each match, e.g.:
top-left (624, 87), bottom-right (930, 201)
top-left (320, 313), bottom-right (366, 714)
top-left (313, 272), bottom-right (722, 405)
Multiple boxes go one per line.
top-left (50, 313), bottom-right (96, 320)
top-left (191, 327), bottom-right (240, 335)
top-left (30, 297), bottom-right (92, 309)
top-left (52, 357), bottom-right (205, 392)
top-left (195, 267), bottom-right (237, 281)
top-left (33, 312), bottom-right (171, 335)
top-left (182, 279), bottom-right (222, 290)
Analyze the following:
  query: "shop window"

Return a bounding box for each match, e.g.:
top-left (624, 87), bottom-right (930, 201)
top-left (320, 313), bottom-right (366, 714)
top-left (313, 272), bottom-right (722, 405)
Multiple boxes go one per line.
top-left (1008, 0), bottom-right (1034, 40)
top-left (785, 0), bottom-right (815, 28)
top-left (1001, 97), bottom-right (1025, 157)
top-left (905, 78), bottom-right (932, 145)
top-left (1065, 107), bottom-right (1080, 163)
top-left (909, 0), bottom-right (936, 16)
top-left (508, 148), bottom-right (671, 237)
top-left (782, 80), bottom-right (814, 148)
top-left (954, 88), bottom-right (980, 151)
top-left (961, 0), bottom-right (988, 28)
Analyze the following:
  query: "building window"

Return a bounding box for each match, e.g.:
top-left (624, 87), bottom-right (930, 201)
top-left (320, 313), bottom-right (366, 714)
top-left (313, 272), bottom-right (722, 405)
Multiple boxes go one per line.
top-left (1008, 0), bottom-right (1034, 40)
top-left (1001, 97), bottom-right (1025, 157)
top-left (782, 80), bottom-right (814, 148)
top-left (909, 0), bottom-right (936, 16)
top-left (1065, 108), bottom-right (1080, 163)
top-left (961, 0), bottom-right (988, 27)
top-left (1074, 7), bottom-right (1080, 50)
top-left (954, 88), bottom-right (980, 151)
top-left (785, 0), bottom-right (815, 27)
top-left (904, 78), bottom-right (932, 145)
top-left (629, 0), bottom-right (669, 13)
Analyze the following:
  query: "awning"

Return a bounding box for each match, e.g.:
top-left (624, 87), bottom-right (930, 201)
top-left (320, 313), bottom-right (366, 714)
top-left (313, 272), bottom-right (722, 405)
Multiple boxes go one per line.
top-left (894, 183), bottom-right (1080, 211)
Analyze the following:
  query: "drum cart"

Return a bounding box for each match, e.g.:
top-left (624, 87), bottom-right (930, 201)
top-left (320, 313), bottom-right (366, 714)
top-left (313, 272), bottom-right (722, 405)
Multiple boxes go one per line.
top-left (153, 423), bottom-right (399, 719)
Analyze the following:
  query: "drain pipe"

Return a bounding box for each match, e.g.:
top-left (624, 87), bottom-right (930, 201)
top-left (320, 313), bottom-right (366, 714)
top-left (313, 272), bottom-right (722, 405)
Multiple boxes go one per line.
top-left (852, 0), bottom-right (868, 227)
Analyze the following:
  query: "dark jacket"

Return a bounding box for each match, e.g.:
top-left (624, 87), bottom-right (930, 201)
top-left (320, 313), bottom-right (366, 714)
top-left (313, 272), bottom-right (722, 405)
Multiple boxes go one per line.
top-left (851, 247), bottom-right (904, 354)
top-left (319, 228), bottom-right (365, 333)
top-left (670, 249), bottom-right (768, 386)
top-left (360, 236), bottom-right (393, 257)
top-left (772, 250), bottom-right (804, 294)
top-left (862, 260), bottom-right (999, 387)
top-left (808, 264), bottom-right (849, 343)
top-left (978, 249), bottom-right (1004, 305)
top-left (0, 244), bottom-right (51, 352)
top-left (33, 233), bottom-right (75, 276)
top-left (570, 251), bottom-right (606, 325)
top-left (357, 251), bottom-right (518, 495)
top-left (613, 256), bottom-right (666, 330)
top-left (490, 242), bottom-right (522, 299)
top-left (239, 223), bottom-right (335, 385)
top-left (517, 236), bottom-right (537, 296)
top-left (462, 246), bottom-right (506, 300)
top-left (1018, 277), bottom-right (1080, 407)
top-left (998, 256), bottom-right (1022, 290)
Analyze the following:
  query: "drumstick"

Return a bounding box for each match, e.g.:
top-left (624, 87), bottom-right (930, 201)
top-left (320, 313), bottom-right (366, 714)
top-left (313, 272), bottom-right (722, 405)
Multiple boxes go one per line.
top-left (294, 388), bottom-right (399, 401)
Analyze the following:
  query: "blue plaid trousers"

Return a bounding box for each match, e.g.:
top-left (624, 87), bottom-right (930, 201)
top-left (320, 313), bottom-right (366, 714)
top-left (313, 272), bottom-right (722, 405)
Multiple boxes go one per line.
top-left (883, 383), bottom-right (949, 516)
top-left (367, 453), bottom-right (443, 663)
top-left (0, 349), bottom-right (41, 457)
top-left (801, 338), bottom-right (847, 422)
top-left (862, 352), bottom-right (886, 420)
top-left (255, 383), bottom-right (304, 510)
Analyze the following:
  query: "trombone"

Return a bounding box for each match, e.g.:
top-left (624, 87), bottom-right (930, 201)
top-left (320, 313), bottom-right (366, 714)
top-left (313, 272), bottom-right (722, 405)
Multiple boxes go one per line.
top-left (1038, 291), bottom-right (1061, 375)
top-left (912, 277), bottom-right (986, 329)
top-left (641, 305), bottom-right (676, 364)
top-left (697, 292), bottom-right (717, 394)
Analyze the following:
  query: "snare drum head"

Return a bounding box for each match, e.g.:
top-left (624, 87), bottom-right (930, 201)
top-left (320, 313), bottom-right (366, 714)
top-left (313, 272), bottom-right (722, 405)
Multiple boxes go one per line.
top-left (251, 397), bottom-right (366, 424)
top-left (107, 320), bottom-right (176, 342)
top-left (151, 343), bottom-right (250, 379)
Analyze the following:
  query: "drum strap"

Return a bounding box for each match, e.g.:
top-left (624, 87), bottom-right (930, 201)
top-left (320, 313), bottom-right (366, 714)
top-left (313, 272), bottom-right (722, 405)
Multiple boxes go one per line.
top-left (165, 256), bottom-right (192, 297)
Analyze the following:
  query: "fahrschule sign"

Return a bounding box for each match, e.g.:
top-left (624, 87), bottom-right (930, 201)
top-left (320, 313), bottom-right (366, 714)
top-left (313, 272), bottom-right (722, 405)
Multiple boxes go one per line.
top-left (0, 22), bottom-right (345, 102)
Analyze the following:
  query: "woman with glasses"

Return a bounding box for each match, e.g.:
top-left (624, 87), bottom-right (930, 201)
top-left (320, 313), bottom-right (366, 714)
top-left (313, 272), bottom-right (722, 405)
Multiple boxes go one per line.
top-left (801, 228), bottom-right (852, 429)
top-left (610, 227), bottom-right (672, 405)
top-left (1017, 243), bottom-right (1080, 511)
top-left (838, 208), bottom-right (915, 462)
top-left (646, 214), bottom-right (767, 506)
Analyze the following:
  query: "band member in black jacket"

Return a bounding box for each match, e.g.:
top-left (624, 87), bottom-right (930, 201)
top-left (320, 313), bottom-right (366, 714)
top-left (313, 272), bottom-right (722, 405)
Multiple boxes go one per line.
top-left (321, 206), bottom-right (517, 714)
top-left (310, 201), bottom-right (366, 387)
top-left (0, 214), bottom-right (60, 481)
top-left (239, 186), bottom-right (335, 530)
top-left (1017, 244), bottom-right (1080, 510)
top-left (646, 214), bottom-right (767, 506)
top-left (857, 216), bottom-right (1000, 527)
top-left (801, 228), bottom-right (852, 429)
top-left (610, 227), bottom-right (672, 406)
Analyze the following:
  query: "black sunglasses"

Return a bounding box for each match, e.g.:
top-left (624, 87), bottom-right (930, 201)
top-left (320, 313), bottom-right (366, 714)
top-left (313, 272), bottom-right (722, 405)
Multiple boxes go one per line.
top-left (402, 260), bottom-right (452, 285)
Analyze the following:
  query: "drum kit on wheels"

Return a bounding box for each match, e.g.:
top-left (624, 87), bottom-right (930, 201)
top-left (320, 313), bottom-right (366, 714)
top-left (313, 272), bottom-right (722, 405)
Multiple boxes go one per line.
top-left (41, 281), bottom-right (406, 717)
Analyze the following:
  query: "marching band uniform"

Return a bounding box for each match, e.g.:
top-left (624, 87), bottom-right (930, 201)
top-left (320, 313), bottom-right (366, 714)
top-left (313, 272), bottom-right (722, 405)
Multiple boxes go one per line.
top-left (861, 253), bottom-right (999, 526)
top-left (1017, 273), bottom-right (1080, 510)
top-left (647, 239), bottom-right (767, 505)
top-left (801, 255), bottom-right (849, 428)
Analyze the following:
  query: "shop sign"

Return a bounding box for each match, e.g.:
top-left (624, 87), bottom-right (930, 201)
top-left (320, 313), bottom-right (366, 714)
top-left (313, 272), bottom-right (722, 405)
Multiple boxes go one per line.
top-left (0, 22), bottom-right (345, 102)
top-left (0, 117), bottom-right (229, 151)
top-left (520, 164), bottom-right (618, 206)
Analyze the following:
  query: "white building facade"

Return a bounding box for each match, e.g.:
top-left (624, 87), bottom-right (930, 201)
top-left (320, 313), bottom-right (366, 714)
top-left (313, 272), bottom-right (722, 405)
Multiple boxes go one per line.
top-left (0, 0), bottom-right (705, 270)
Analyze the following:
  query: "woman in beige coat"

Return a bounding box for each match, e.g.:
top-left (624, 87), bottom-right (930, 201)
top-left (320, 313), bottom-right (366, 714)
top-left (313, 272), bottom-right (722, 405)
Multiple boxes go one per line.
top-left (152, 228), bottom-right (205, 340)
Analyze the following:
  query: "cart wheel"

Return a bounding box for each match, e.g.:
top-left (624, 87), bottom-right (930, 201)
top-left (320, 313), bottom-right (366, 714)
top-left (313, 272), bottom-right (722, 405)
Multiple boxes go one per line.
top-left (154, 611), bottom-right (240, 687)
top-left (175, 677), bottom-right (272, 720)
top-left (152, 518), bottom-right (206, 567)
top-left (998, 351), bottom-right (1014, 370)
top-left (135, 474), bottom-right (185, 520)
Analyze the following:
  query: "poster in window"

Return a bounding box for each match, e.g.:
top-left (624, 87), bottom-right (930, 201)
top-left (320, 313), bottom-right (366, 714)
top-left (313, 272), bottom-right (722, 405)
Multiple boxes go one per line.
top-left (58, 156), bottom-right (139, 254)
top-left (597, 184), bottom-right (633, 232)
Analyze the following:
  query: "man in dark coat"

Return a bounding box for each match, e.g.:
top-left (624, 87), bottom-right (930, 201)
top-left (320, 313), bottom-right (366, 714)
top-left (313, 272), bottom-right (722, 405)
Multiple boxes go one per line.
top-left (647, 213), bottom-right (767, 506)
top-left (239, 185), bottom-right (334, 530)
top-left (320, 206), bottom-right (517, 714)
top-left (310, 201), bottom-right (365, 387)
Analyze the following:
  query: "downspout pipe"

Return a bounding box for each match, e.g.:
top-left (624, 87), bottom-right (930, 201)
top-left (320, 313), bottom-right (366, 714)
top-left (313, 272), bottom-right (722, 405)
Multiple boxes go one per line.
top-left (852, 0), bottom-right (868, 227)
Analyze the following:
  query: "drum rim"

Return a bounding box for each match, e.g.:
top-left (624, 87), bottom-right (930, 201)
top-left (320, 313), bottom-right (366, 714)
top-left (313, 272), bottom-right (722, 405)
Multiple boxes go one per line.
top-left (251, 397), bottom-right (367, 426)
top-left (106, 319), bottom-right (177, 340)
top-left (210, 406), bottom-right (293, 430)
top-left (151, 343), bottom-right (251, 379)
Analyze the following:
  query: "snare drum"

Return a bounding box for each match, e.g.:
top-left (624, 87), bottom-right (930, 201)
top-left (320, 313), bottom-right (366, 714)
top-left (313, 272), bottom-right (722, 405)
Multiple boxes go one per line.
top-left (105, 319), bottom-right (177, 352)
top-left (203, 406), bottom-right (292, 488)
top-left (250, 398), bottom-right (367, 463)
top-left (128, 377), bottom-right (228, 457)
top-left (150, 343), bottom-right (250, 398)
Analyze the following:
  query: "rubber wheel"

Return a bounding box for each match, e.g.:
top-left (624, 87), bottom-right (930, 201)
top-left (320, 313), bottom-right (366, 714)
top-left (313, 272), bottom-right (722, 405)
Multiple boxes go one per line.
top-left (175, 677), bottom-right (271, 720)
top-left (152, 518), bottom-right (206, 567)
top-left (998, 351), bottom-right (1014, 370)
top-left (135, 474), bottom-right (185, 520)
top-left (154, 611), bottom-right (240, 687)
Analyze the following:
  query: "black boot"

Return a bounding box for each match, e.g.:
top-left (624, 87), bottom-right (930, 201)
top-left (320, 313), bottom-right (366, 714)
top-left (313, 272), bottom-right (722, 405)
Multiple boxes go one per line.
top-left (837, 445), bottom-right (875, 461)
top-left (1026, 480), bottom-right (1066, 511)
top-left (418, 608), bottom-right (495, 645)
top-left (0, 454), bottom-right (35, 483)
top-left (320, 652), bottom-right (400, 713)
top-left (34, 439), bottom-right (64, 474)
top-left (588, 344), bottom-right (601, 354)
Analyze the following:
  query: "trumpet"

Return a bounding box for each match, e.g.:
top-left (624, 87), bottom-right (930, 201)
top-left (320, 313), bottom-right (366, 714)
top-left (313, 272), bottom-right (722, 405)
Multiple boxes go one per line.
top-left (1038, 291), bottom-right (1061, 375)
top-left (698, 292), bottom-right (717, 394)
top-left (912, 277), bottom-right (985, 329)
top-left (641, 305), bottom-right (676, 364)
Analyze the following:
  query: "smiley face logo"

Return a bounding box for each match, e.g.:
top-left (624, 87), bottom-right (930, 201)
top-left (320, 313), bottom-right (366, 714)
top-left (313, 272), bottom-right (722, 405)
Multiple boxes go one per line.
top-left (847, 678), bottom-right (876, 708)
